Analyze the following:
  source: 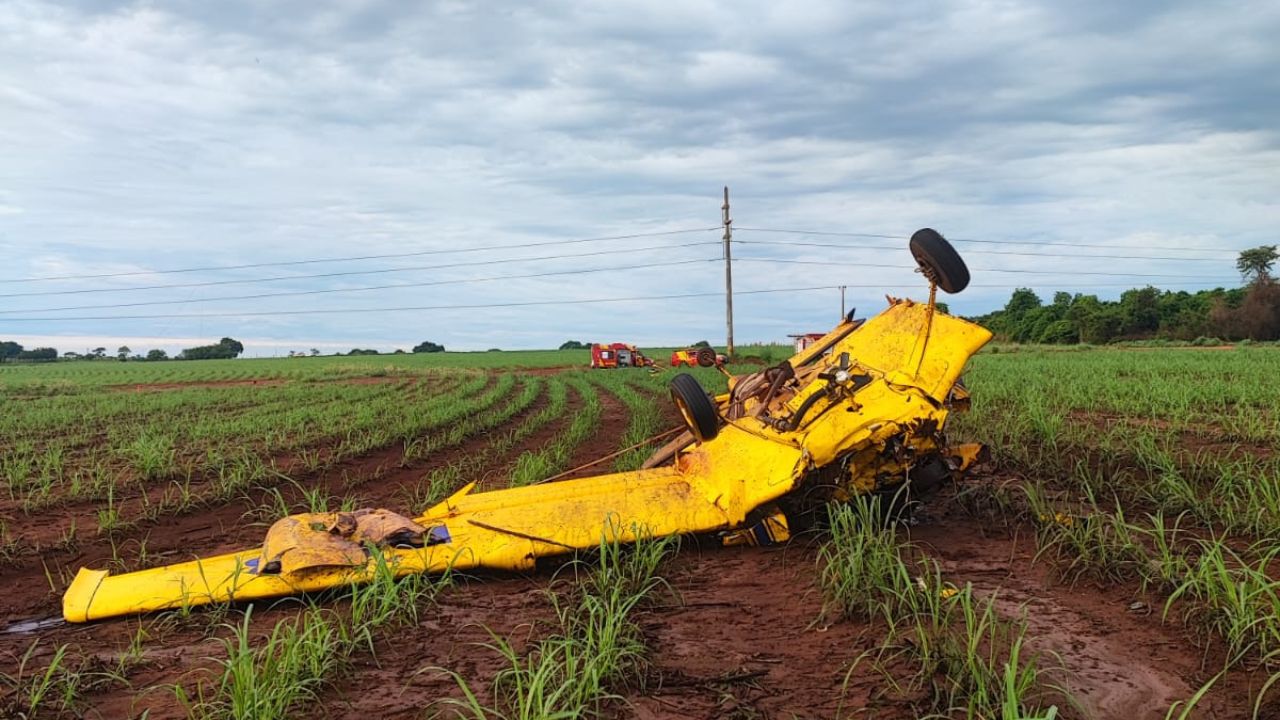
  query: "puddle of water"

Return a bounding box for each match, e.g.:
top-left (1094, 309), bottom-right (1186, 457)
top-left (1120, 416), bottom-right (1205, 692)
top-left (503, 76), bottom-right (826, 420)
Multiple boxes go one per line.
top-left (2, 616), bottom-right (65, 634)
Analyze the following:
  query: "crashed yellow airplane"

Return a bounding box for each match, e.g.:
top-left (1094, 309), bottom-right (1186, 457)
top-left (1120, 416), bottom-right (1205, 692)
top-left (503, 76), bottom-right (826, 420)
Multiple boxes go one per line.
top-left (63, 229), bottom-right (992, 622)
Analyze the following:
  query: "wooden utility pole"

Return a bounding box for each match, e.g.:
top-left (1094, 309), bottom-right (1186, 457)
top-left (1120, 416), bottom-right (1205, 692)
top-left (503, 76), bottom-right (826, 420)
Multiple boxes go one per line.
top-left (839, 285), bottom-right (847, 320)
top-left (722, 186), bottom-right (734, 357)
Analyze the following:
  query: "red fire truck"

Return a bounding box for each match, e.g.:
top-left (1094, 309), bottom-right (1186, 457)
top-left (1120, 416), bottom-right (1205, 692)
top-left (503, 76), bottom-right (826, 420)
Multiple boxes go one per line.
top-left (589, 343), bottom-right (653, 369)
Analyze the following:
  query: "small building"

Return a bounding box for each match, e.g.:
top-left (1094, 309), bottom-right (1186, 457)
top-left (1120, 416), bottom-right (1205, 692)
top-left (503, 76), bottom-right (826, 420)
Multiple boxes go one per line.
top-left (787, 333), bottom-right (826, 354)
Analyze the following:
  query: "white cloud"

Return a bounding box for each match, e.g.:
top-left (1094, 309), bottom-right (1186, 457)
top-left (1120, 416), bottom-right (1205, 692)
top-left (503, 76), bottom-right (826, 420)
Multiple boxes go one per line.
top-left (0, 0), bottom-right (1276, 354)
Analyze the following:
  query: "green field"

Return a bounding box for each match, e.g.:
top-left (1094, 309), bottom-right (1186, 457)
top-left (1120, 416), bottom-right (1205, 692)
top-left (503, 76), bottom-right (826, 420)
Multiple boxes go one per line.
top-left (1, 344), bottom-right (1278, 719)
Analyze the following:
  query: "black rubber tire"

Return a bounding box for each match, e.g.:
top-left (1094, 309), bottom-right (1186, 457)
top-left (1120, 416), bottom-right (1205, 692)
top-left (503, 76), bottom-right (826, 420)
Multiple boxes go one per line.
top-left (909, 228), bottom-right (970, 294)
top-left (695, 347), bottom-right (717, 367)
top-left (669, 373), bottom-right (720, 442)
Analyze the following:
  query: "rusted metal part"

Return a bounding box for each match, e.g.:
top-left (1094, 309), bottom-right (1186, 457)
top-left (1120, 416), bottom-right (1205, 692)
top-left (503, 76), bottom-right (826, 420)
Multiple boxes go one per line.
top-left (260, 509), bottom-right (429, 575)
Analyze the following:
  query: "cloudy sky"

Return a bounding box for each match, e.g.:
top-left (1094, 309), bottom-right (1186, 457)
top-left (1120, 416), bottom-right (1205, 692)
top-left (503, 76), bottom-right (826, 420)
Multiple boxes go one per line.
top-left (1, 1), bottom-right (1277, 355)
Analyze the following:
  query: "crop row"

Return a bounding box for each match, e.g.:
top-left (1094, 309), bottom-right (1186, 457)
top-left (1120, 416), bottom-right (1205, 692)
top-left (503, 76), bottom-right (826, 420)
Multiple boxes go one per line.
top-left (3, 375), bottom-right (486, 514)
top-left (956, 349), bottom-right (1280, 541)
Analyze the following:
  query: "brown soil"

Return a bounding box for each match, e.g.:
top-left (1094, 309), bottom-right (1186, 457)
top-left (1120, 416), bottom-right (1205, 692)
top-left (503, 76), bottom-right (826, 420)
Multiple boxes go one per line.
top-left (911, 503), bottom-right (1193, 719)
top-left (316, 574), bottom-right (561, 720)
top-left (108, 378), bottom-right (290, 392)
top-left (4, 384), bottom-right (1277, 720)
top-left (4, 481), bottom-right (1272, 719)
top-left (524, 366), bottom-right (581, 376)
top-left (1065, 410), bottom-right (1276, 461)
top-left (0, 377), bottom-right (468, 562)
top-left (0, 375), bottom-right (518, 619)
top-left (0, 375), bottom-right (583, 717)
top-left (557, 382), bottom-right (629, 481)
top-left (484, 383), bottom-right (587, 488)
top-left (106, 375), bottom-right (432, 392)
top-left (626, 540), bottom-right (881, 719)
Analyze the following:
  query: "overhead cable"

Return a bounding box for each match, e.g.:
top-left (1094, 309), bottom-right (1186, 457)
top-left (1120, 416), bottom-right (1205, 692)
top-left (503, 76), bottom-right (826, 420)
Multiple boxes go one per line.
top-left (0, 241), bottom-right (722, 299)
top-left (0, 258), bottom-right (720, 315)
top-left (0, 227), bottom-right (720, 284)
top-left (0, 286), bottom-right (843, 322)
top-left (732, 256), bottom-right (1233, 279)
top-left (734, 227), bottom-right (1237, 255)
top-left (737, 239), bottom-right (1235, 262)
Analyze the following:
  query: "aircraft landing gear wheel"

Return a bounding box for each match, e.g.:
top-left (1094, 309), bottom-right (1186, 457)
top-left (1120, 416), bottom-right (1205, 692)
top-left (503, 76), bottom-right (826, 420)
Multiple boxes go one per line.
top-left (910, 228), bottom-right (970, 294)
top-left (670, 373), bottom-right (719, 442)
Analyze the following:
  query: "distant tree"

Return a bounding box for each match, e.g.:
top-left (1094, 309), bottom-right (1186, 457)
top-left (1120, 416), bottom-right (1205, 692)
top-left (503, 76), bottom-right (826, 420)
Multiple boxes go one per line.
top-left (309, 348), bottom-right (320, 357)
top-left (412, 341), bottom-right (445, 353)
top-left (0, 340), bottom-right (22, 363)
top-left (90, 347), bottom-right (107, 360)
top-left (559, 340), bottom-right (588, 350)
top-left (17, 347), bottom-right (57, 362)
top-left (347, 348), bottom-right (379, 356)
top-left (935, 302), bottom-right (950, 314)
top-left (117, 345), bottom-right (131, 361)
top-left (146, 349), bottom-right (168, 361)
top-left (63, 351), bottom-right (81, 360)
top-left (1238, 245), bottom-right (1278, 285)
top-left (487, 348), bottom-right (502, 352)
top-left (1038, 320), bottom-right (1076, 344)
top-left (178, 337), bottom-right (245, 360)
top-left (1211, 275), bottom-right (1280, 341)
top-left (1117, 286), bottom-right (1161, 336)
top-left (1005, 288), bottom-right (1042, 317)
top-left (392, 349), bottom-right (406, 354)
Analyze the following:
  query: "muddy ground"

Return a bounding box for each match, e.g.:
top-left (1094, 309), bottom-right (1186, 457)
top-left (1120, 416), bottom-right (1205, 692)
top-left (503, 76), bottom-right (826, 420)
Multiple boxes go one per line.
top-left (0, 372), bottom-right (1272, 719)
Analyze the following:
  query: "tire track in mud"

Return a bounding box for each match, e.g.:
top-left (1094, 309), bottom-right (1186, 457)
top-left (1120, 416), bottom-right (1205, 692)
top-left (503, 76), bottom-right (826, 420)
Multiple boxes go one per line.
top-left (312, 576), bottom-right (561, 720)
top-left (624, 478), bottom-right (1252, 720)
top-left (621, 498), bottom-right (1202, 720)
top-left (626, 539), bottom-right (898, 720)
top-left (908, 514), bottom-right (1193, 719)
top-left (905, 486), bottom-right (1274, 720)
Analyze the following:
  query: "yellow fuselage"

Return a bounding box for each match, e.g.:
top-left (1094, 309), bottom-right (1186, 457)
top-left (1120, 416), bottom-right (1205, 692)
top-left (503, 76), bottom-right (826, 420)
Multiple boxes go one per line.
top-left (63, 298), bottom-right (991, 622)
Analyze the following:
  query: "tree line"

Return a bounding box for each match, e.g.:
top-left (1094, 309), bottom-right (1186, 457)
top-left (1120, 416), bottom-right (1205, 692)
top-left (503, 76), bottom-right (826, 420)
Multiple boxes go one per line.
top-left (0, 337), bottom-right (245, 363)
top-left (971, 246), bottom-right (1279, 344)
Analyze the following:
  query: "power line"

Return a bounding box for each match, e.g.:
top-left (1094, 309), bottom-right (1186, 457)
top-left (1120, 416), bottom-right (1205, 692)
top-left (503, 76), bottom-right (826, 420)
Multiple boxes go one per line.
top-left (3, 223), bottom-right (1236, 292)
top-left (0, 258), bottom-right (720, 315)
top-left (736, 239), bottom-right (1235, 263)
top-left (732, 256), bottom-right (1234, 279)
top-left (0, 285), bottom-right (845, 322)
top-left (0, 280), bottom-right (1246, 324)
top-left (0, 227), bottom-right (720, 284)
top-left (735, 227), bottom-right (1239, 255)
top-left (0, 241), bottom-right (721, 299)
